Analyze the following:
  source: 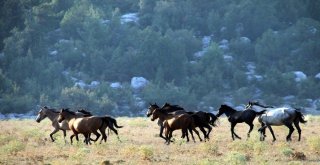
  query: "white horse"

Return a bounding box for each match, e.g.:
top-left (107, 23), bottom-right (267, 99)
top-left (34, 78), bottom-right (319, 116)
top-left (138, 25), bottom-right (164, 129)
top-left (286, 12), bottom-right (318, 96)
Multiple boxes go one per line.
top-left (245, 101), bottom-right (307, 142)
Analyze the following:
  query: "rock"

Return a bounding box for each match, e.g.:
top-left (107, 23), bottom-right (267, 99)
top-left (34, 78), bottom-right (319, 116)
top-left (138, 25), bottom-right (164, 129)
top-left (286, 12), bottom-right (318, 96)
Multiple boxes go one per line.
top-left (131, 77), bottom-right (148, 90)
top-left (293, 71), bottom-right (307, 82)
top-left (121, 13), bottom-right (139, 24)
top-left (110, 82), bottom-right (122, 89)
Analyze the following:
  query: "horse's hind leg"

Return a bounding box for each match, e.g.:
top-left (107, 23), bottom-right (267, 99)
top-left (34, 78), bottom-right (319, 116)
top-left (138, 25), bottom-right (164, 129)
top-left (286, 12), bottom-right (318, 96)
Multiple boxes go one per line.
top-left (90, 131), bottom-right (100, 142)
top-left (294, 121), bottom-right (302, 141)
top-left (198, 127), bottom-right (207, 140)
top-left (205, 125), bottom-right (212, 140)
top-left (192, 128), bottom-right (202, 142)
top-left (285, 123), bottom-right (295, 142)
top-left (231, 123), bottom-right (241, 140)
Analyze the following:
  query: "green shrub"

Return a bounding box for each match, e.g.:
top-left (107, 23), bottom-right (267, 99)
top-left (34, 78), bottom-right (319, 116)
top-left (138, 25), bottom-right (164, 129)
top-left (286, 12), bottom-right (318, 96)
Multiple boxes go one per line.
top-left (0, 140), bottom-right (26, 154)
top-left (139, 145), bottom-right (153, 160)
top-left (224, 151), bottom-right (247, 165)
top-left (307, 137), bottom-right (320, 152)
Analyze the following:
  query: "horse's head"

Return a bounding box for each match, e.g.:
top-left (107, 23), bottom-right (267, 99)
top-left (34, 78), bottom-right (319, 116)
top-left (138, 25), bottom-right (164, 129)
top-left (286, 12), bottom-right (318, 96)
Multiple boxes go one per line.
top-left (146, 103), bottom-right (159, 117)
top-left (57, 108), bottom-right (71, 123)
top-left (216, 105), bottom-right (227, 117)
top-left (151, 108), bottom-right (161, 121)
top-left (36, 106), bottom-right (49, 123)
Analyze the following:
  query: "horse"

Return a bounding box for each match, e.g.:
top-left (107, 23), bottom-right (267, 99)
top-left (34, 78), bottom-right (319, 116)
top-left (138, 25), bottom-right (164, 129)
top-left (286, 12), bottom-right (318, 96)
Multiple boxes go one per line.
top-left (76, 109), bottom-right (123, 141)
top-left (216, 104), bottom-right (266, 140)
top-left (147, 103), bottom-right (217, 140)
top-left (36, 106), bottom-right (90, 142)
top-left (245, 101), bottom-right (307, 141)
top-left (151, 108), bottom-right (202, 144)
top-left (36, 106), bottom-right (69, 142)
top-left (57, 108), bottom-right (108, 145)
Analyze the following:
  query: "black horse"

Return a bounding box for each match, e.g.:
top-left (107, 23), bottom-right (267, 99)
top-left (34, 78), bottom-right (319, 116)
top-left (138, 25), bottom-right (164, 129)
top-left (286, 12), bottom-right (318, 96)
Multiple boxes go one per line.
top-left (216, 104), bottom-right (266, 140)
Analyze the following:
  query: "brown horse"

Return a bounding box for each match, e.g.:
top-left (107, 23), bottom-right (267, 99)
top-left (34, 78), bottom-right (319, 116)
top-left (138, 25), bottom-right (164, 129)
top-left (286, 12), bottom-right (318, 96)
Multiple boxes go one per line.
top-left (36, 106), bottom-right (92, 142)
top-left (151, 108), bottom-right (202, 144)
top-left (147, 103), bottom-right (217, 140)
top-left (57, 109), bottom-right (108, 145)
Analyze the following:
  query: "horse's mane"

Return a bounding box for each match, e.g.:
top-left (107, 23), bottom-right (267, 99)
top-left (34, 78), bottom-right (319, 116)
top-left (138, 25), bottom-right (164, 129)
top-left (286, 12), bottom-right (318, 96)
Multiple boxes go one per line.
top-left (62, 108), bottom-right (76, 115)
top-left (43, 106), bottom-right (59, 113)
top-left (162, 102), bottom-right (184, 110)
top-left (77, 109), bottom-right (93, 116)
top-left (250, 101), bottom-right (274, 108)
top-left (221, 104), bottom-right (237, 112)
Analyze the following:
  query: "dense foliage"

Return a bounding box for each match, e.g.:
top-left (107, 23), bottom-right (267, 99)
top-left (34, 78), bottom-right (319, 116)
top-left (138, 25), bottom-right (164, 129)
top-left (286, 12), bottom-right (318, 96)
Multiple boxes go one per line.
top-left (0, 0), bottom-right (319, 115)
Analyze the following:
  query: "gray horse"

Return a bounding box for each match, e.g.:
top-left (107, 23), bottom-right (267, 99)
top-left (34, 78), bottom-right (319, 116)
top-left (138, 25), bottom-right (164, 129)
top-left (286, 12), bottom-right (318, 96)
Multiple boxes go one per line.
top-left (36, 106), bottom-right (90, 142)
top-left (246, 101), bottom-right (307, 141)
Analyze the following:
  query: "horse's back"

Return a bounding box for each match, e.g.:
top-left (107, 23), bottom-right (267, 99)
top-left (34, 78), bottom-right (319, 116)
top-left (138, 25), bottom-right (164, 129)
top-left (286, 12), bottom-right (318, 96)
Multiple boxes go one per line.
top-left (73, 116), bottom-right (103, 132)
top-left (166, 114), bottom-right (191, 130)
top-left (261, 107), bottom-right (295, 125)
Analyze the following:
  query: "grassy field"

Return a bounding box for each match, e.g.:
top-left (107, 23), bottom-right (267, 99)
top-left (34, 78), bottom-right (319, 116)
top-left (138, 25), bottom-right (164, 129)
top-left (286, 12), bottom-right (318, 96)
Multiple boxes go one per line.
top-left (0, 116), bottom-right (319, 165)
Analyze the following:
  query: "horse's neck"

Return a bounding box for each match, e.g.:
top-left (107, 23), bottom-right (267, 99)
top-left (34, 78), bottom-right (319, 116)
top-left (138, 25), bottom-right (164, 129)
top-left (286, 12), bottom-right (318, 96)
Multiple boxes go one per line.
top-left (224, 108), bottom-right (237, 117)
top-left (158, 112), bottom-right (175, 120)
top-left (252, 105), bottom-right (269, 112)
top-left (45, 110), bottom-right (59, 121)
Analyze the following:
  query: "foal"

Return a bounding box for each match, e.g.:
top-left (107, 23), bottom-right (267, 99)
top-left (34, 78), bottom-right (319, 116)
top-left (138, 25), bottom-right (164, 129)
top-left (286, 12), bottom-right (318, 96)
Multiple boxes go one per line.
top-left (216, 104), bottom-right (266, 140)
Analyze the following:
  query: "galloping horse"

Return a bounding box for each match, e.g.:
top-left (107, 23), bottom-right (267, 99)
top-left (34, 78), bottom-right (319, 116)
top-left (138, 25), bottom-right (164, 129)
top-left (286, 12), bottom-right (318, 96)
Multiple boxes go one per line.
top-left (36, 106), bottom-right (90, 142)
top-left (216, 104), bottom-right (266, 140)
top-left (147, 103), bottom-right (217, 140)
top-left (151, 108), bottom-right (202, 144)
top-left (57, 109), bottom-right (108, 144)
top-left (246, 101), bottom-right (307, 141)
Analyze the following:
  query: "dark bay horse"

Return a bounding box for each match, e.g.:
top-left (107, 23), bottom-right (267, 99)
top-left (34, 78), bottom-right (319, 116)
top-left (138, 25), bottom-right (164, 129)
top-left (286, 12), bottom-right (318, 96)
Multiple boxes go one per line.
top-left (151, 108), bottom-right (202, 144)
top-left (147, 103), bottom-right (217, 140)
top-left (216, 104), bottom-right (266, 140)
top-left (246, 101), bottom-right (307, 141)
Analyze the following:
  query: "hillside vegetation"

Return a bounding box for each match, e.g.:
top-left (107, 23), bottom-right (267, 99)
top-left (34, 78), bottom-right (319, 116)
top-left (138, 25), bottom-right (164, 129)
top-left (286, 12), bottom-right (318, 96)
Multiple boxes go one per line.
top-left (0, 0), bottom-right (320, 115)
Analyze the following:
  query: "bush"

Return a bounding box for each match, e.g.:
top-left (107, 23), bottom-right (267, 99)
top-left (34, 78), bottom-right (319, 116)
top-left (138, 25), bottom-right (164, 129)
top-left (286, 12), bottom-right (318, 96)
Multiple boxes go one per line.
top-left (224, 151), bottom-right (247, 165)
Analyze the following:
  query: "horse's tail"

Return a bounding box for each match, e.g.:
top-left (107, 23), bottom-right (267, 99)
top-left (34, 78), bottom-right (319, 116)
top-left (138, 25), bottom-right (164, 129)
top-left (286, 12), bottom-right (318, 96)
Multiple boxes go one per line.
top-left (295, 110), bottom-right (307, 124)
top-left (105, 116), bottom-right (123, 128)
top-left (206, 112), bottom-right (218, 127)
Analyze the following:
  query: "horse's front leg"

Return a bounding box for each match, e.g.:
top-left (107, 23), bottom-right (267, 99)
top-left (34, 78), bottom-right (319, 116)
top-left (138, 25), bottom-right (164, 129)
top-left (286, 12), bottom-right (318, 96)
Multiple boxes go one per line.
top-left (246, 122), bottom-right (254, 138)
top-left (267, 125), bottom-right (276, 142)
top-left (50, 128), bottom-right (59, 142)
top-left (159, 125), bottom-right (167, 140)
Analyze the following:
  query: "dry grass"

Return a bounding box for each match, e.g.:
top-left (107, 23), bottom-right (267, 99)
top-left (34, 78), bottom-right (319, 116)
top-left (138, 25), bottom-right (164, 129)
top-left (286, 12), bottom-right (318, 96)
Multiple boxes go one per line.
top-left (0, 116), bottom-right (319, 165)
